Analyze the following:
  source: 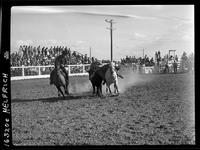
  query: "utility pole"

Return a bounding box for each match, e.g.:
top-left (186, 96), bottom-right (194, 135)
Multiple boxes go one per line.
top-left (143, 48), bottom-right (144, 58)
top-left (105, 19), bottom-right (116, 62)
top-left (89, 47), bottom-right (91, 58)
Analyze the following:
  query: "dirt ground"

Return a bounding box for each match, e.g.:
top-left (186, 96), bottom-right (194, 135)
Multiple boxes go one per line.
top-left (11, 72), bottom-right (195, 145)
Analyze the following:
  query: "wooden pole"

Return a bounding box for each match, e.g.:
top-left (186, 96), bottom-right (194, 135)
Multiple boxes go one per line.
top-left (105, 19), bottom-right (116, 62)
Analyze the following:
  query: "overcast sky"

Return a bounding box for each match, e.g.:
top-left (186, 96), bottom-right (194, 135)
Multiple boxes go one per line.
top-left (11, 5), bottom-right (194, 60)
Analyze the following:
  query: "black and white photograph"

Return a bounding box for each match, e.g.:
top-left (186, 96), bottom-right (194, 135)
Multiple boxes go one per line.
top-left (10, 5), bottom-right (195, 145)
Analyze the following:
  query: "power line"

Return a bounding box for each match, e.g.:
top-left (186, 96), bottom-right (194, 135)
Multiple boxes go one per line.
top-left (105, 19), bottom-right (116, 62)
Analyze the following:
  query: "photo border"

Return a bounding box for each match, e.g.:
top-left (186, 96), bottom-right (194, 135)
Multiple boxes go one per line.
top-left (1, 0), bottom-right (199, 149)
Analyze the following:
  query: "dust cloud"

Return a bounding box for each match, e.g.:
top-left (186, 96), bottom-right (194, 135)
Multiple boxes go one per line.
top-left (117, 68), bottom-right (155, 93)
top-left (68, 68), bottom-right (155, 94)
top-left (69, 80), bottom-right (92, 94)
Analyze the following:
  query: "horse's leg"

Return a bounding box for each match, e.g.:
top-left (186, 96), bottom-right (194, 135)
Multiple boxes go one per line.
top-left (63, 77), bottom-right (69, 95)
top-left (58, 91), bottom-right (61, 97)
top-left (105, 85), bottom-right (110, 94)
top-left (100, 85), bottom-right (102, 95)
top-left (64, 84), bottom-right (69, 95)
top-left (56, 85), bottom-right (65, 98)
top-left (58, 72), bottom-right (68, 95)
top-left (109, 86), bottom-right (112, 94)
top-left (55, 85), bottom-right (61, 97)
top-left (92, 84), bottom-right (95, 95)
top-left (107, 83), bottom-right (112, 94)
top-left (96, 86), bottom-right (100, 96)
top-left (98, 85), bottom-right (103, 97)
top-left (96, 86), bottom-right (99, 96)
top-left (114, 83), bottom-right (119, 94)
top-left (96, 85), bottom-right (101, 97)
top-left (113, 84), bottom-right (116, 94)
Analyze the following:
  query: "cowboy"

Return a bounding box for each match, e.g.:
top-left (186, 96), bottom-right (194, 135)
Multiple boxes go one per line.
top-left (54, 51), bottom-right (68, 83)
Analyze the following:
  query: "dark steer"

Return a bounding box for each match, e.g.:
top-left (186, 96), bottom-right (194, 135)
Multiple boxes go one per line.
top-left (86, 68), bottom-right (103, 97)
top-left (86, 62), bottom-right (113, 97)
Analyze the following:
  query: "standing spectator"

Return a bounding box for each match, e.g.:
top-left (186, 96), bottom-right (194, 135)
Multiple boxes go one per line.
top-left (155, 51), bottom-right (158, 63)
top-left (181, 52), bottom-right (188, 72)
top-left (173, 60), bottom-right (177, 73)
top-left (175, 55), bottom-right (178, 61)
top-left (157, 51), bottom-right (161, 62)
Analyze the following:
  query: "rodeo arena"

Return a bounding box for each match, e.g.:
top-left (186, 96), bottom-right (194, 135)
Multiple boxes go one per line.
top-left (11, 44), bottom-right (195, 145)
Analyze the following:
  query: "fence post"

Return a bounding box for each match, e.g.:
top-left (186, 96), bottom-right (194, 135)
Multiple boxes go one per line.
top-left (22, 65), bottom-right (24, 77)
top-left (39, 66), bottom-right (41, 75)
top-left (68, 65), bottom-right (71, 76)
top-left (83, 65), bottom-right (85, 73)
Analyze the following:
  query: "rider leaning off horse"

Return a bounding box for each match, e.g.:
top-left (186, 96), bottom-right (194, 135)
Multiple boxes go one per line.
top-left (54, 51), bottom-right (69, 86)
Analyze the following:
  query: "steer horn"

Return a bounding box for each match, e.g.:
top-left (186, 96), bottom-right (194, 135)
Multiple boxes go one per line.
top-left (117, 73), bottom-right (124, 79)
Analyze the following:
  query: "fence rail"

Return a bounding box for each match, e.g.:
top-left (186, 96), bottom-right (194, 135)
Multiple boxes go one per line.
top-left (11, 64), bottom-right (90, 81)
top-left (11, 61), bottom-right (183, 81)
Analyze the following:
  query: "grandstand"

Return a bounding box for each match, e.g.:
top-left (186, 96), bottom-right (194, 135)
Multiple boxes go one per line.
top-left (10, 45), bottom-right (95, 80)
top-left (10, 45), bottom-right (95, 67)
top-left (11, 45), bottom-right (193, 80)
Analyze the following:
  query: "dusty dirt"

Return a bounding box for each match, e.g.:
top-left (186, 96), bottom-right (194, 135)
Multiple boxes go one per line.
top-left (11, 72), bottom-right (195, 145)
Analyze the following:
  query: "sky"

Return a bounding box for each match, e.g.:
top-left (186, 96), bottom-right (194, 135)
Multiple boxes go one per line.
top-left (11, 5), bottom-right (194, 61)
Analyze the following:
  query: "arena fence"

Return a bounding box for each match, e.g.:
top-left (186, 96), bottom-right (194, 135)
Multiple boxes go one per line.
top-left (11, 61), bottom-right (183, 81)
top-left (130, 61), bottom-right (181, 74)
top-left (11, 64), bottom-right (90, 81)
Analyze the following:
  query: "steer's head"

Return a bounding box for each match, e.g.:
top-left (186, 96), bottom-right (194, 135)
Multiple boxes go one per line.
top-left (86, 68), bottom-right (95, 80)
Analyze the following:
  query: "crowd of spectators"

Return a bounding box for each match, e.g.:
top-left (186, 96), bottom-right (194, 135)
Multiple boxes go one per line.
top-left (11, 45), bottom-right (194, 76)
top-left (120, 50), bottom-right (181, 67)
top-left (120, 55), bottom-right (155, 66)
top-left (11, 45), bottom-right (93, 67)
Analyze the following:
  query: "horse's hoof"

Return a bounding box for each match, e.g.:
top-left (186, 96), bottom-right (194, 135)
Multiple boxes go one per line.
top-left (67, 94), bottom-right (72, 97)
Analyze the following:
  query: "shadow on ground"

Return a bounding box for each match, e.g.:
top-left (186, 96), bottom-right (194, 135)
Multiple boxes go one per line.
top-left (11, 93), bottom-right (92, 103)
top-left (11, 92), bottom-right (119, 103)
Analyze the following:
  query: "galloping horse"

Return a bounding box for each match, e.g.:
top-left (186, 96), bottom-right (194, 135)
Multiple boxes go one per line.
top-left (50, 68), bottom-right (69, 98)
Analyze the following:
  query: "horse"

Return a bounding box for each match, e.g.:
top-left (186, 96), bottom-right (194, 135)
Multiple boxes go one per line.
top-left (50, 68), bottom-right (69, 98)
